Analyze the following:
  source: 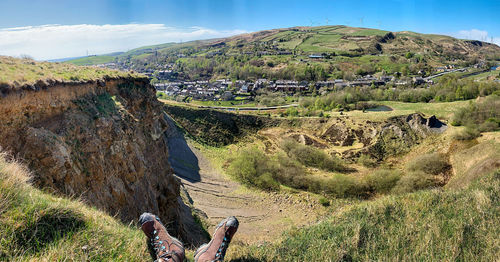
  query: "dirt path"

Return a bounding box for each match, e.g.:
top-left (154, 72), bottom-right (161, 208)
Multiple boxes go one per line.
top-left (163, 112), bottom-right (325, 244)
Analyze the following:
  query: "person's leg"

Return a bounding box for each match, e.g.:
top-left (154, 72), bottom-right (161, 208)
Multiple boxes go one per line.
top-left (194, 216), bottom-right (239, 262)
top-left (139, 213), bottom-right (185, 262)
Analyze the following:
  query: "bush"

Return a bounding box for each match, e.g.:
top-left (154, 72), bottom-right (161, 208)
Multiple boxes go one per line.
top-left (451, 95), bottom-right (500, 128)
top-left (227, 147), bottom-right (280, 191)
top-left (317, 174), bottom-right (366, 198)
top-left (355, 102), bottom-right (379, 111)
top-left (406, 153), bottom-right (450, 175)
top-left (285, 107), bottom-right (299, 117)
top-left (281, 139), bottom-right (347, 172)
top-left (478, 120), bottom-right (499, 132)
top-left (365, 169), bottom-right (402, 194)
top-left (452, 127), bottom-right (481, 141)
top-left (358, 154), bottom-right (378, 168)
top-left (228, 145), bottom-right (367, 198)
top-left (274, 154), bottom-right (308, 190)
top-left (319, 197), bottom-right (330, 207)
top-left (392, 171), bottom-right (438, 194)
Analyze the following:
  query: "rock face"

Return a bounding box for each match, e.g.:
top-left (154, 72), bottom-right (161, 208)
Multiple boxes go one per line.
top-left (366, 113), bottom-right (447, 160)
top-left (0, 77), bottom-right (206, 245)
top-left (164, 104), bottom-right (282, 146)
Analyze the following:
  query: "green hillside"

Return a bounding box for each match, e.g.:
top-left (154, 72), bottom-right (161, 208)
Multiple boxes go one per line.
top-left (66, 25), bottom-right (500, 81)
top-left (0, 153), bottom-right (149, 261)
top-left (68, 55), bottom-right (116, 66)
top-left (233, 169), bottom-right (500, 261)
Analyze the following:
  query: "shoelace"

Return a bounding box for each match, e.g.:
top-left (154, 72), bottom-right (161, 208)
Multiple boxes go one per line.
top-left (151, 230), bottom-right (176, 261)
top-left (213, 234), bottom-right (230, 262)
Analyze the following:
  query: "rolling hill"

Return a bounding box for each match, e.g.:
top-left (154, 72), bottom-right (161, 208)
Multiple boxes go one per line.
top-left (66, 26), bottom-right (500, 79)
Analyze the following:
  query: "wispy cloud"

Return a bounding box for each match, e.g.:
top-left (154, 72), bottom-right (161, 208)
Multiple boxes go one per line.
top-left (0, 24), bottom-right (247, 60)
top-left (450, 29), bottom-right (500, 46)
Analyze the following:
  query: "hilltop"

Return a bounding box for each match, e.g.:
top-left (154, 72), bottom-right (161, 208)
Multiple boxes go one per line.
top-left (66, 25), bottom-right (500, 81)
top-left (0, 56), bottom-right (135, 87)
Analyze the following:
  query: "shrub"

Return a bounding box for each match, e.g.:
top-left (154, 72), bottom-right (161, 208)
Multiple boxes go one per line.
top-left (355, 102), bottom-right (379, 111)
top-left (274, 154), bottom-right (308, 190)
top-left (406, 153), bottom-right (450, 175)
top-left (285, 107), bottom-right (299, 117)
top-left (323, 174), bottom-right (368, 198)
top-left (281, 139), bottom-right (347, 172)
top-left (451, 95), bottom-right (500, 128)
top-left (228, 145), bottom-right (366, 198)
top-left (358, 154), bottom-right (378, 168)
top-left (478, 120), bottom-right (499, 132)
top-left (227, 147), bottom-right (280, 191)
top-left (452, 127), bottom-right (481, 141)
top-left (319, 197), bottom-right (330, 207)
top-left (392, 171), bottom-right (438, 194)
top-left (365, 169), bottom-right (402, 194)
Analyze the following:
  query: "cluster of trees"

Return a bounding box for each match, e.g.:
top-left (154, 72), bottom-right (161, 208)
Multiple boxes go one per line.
top-left (451, 95), bottom-right (500, 140)
top-left (299, 75), bottom-right (500, 113)
top-left (173, 56), bottom-right (332, 81)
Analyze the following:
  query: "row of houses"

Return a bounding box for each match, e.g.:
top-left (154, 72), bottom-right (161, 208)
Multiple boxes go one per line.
top-left (154, 74), bottom-right (433, 101)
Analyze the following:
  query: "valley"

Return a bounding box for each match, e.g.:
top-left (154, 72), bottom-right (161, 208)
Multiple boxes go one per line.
top-left (0, 23), bottom-right (499, 262)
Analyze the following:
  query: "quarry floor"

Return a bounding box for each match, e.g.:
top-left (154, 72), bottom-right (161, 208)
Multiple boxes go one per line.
top-left (164, 113), bottom-right (327, 244)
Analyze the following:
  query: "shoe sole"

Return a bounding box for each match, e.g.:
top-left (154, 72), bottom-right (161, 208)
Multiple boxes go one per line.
top-left (194, 216), bottom-right (239, 261)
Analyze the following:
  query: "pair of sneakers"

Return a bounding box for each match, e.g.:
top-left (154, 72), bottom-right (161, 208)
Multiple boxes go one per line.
top-left (139, 213), bottom-right (239, 262)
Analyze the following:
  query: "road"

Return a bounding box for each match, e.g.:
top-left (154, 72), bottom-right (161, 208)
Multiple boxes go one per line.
top-left (198, 103), bottom-right (299, 111)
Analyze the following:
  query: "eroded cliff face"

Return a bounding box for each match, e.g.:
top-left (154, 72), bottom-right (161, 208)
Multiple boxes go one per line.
top-left (0, 77), bottom-right (206, 245)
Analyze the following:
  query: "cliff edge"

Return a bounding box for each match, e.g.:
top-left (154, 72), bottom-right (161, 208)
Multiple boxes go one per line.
top-left (0, 64), bottom-right (206, 245)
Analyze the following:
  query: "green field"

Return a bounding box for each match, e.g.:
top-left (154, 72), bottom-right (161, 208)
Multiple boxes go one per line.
top-left (67, 55), bottom-right (115, 66)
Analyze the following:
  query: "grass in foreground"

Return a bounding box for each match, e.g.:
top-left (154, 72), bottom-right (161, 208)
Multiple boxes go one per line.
top-left (0, 152), bottom-right (149, 261)
top-left (230, 169), bottom-right (500, 261)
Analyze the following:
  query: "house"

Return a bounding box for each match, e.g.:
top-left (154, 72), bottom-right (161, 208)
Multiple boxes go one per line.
top-left (395, 80), bottom-right (409, 86)
top-left (255, 79), bottom-right (269, 89)
top-left (154, 83), bottom-right (167, 90)
top-left (413, 77), bottom-right (425, 85)
top-left (436, 67), bottom-right (447, 72)
top-left (240, 84), bottom-right (249, 93)
top-left (380, 76), bottom-right (395, 82)
top-left (234, 80), bottom-right (246, 88)
top-left (221, 91), bottom-right (234, 101)
top-left (157, 70), bottom-right (172, 80)
top-left (316, 81), bottom-right (335, 88)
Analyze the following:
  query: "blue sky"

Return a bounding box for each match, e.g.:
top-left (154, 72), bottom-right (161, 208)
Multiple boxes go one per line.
top-left (0, 0), bottom-right (498, 60)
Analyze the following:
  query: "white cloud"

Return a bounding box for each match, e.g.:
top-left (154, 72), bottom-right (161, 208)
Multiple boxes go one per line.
top-left (0, 24), bottom-right (247, 60)
top-left (450, 29), bottom-right (500, 46)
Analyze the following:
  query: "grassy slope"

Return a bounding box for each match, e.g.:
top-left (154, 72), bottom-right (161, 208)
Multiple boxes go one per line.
top-left (67, 55), bottom-right (116, 66)
top-left (65, 25), bottom-right (500, 67)
top-left (0, 153), bottom-right (150, 261)
top-left (0, 56), bottom-right (134, 86)
top-left (319, 100), bottom-right (470, 122)
top-left (232, 169), bottom-right (500, 261)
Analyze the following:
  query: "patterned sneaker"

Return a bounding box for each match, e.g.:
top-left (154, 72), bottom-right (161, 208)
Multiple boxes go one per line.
top-left (194, 216), bottom-right (239, 262)
top-left (139, 213), bottom-right (185, 262)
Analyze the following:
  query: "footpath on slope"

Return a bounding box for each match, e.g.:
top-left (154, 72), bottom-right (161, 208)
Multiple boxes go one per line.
top-left (162, 112), bottom-right (326, 244)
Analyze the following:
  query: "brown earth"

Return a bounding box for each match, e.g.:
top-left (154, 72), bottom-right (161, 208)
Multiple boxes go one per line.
top-left (0, 77), bottom-right (206, 246)
top-left (163, 113), bottom-right (327, 244)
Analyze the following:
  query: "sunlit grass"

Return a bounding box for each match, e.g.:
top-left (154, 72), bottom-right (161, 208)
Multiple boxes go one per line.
top-left (0, 56), bottom-right (136, 87)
